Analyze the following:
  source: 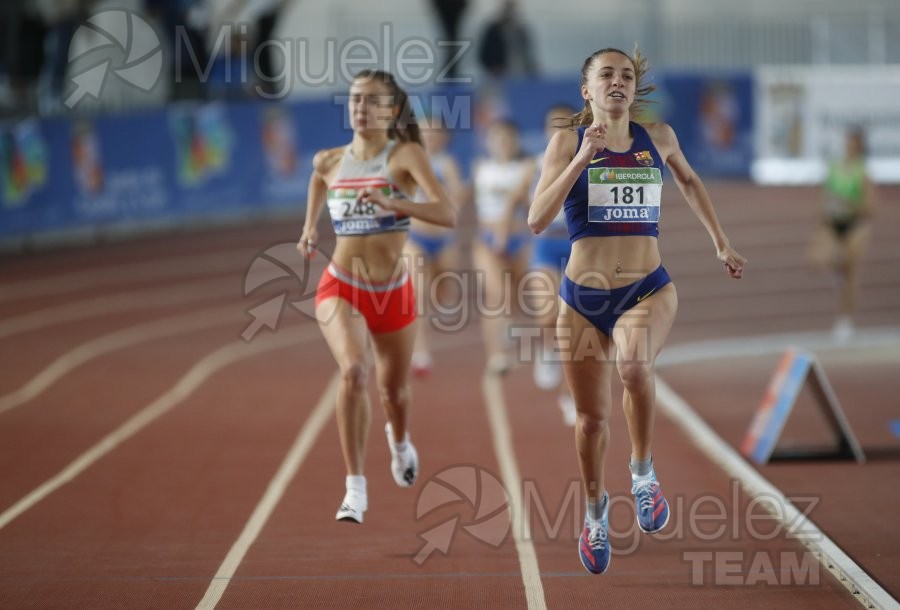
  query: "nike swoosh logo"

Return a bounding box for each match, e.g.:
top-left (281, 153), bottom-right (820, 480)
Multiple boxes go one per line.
top-left (636, 288), bottom-right (656, 303)
top-left (589, 156), bottom-right (609, 165)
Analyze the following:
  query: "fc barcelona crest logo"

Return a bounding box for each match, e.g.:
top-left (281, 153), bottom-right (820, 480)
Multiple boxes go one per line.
top-left (634, 150), bottom-right (653, 166)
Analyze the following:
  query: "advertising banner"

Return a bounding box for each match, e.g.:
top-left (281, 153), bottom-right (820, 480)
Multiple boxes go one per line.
top-left (752, 65), bottom-right (900, 184)
top-left (0, 75), bottom-right (752, 243)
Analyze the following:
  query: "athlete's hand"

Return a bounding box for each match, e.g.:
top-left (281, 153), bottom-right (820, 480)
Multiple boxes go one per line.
top-left (297, 228), bottom-right (318, 259)
top-left (576, 123), bottom-right (607, 168)
top-left (717, 245), bottom-right (746, 279)
top-left (359, 186), bottom-right (397, 211)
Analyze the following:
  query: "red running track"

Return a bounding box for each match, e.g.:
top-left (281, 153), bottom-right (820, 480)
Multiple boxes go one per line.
top-left (0, 182), bottom-right (898, 608)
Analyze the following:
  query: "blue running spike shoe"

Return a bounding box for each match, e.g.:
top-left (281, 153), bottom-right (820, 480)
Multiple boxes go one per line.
top-left (578, 493), bottom-right (611, 574)
top-left (631, 470), bottom-right (670, 533)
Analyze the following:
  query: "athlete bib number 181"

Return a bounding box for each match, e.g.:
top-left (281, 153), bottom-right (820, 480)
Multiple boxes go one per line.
top-left (587, 167), bottom-right (662, 223)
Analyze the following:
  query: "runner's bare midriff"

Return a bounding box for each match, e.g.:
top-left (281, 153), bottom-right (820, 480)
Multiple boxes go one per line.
top-left (567, 235), bottom-right (661, 288)
top-left (332, 232), bottom-right (409, 283)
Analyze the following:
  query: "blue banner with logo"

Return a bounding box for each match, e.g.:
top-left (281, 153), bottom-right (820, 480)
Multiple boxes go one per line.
top-left (0, 73), bottom-right (751, 242)
top-left (0, 99), bottom-right (345, 241)
top-left (660, 72), bottom-right (754, 178)
top-left (502, 72), bottom-right (754, 177)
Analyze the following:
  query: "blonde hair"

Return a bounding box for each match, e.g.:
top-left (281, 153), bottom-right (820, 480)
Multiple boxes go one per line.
top-left (565, 46), bottom-right (655, 129)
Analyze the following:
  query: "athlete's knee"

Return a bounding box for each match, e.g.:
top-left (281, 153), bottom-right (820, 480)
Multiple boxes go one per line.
top-left (577, 402), bottom-right (611, 436)
top-left (576, 409), bottom-right (610, 436)
top-left (340, 360), bottom-right (368, 391)
top-left (377, 380), bottom-right (409, 407)
top-left (617, 361), bottom-right (654, 392)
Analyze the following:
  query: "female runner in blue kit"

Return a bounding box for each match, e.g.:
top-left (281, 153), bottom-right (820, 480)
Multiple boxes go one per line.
top-left (529, 48), bottom-right (746, 574)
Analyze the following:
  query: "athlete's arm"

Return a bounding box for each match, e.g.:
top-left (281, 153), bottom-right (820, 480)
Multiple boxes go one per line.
top-left (649, 122), bottom-right (746, 278)
top-left (298, 148), bottom-right (334, 258)
top-left (861, 172), bottom-right (879, 218)
top-left (499, 157), bottom-right (537, 237)
top-left (361, 142), bottom-right (456, 228)
top-left (439, 155), bottom-right (467, 213)
top-left (529, 125), bottom-right (603, 233)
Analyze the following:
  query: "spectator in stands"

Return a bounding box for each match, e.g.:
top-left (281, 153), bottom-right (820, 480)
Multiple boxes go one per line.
top-left (428, 0), bottom-right (469, 81)
top-left (6, 1), bottom-right (48, 114)
top-left (35, 0), bottom-right (85, 115)
top-left (208, 0), bottom-right (286, 98)
top-left (145, 0), bottom-right (210, 101)
top-left (477, 0), bottom-right (538, 81)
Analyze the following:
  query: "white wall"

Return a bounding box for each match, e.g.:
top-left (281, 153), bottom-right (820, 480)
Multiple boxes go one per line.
top-left (262, 0), bottom-right (900, 97)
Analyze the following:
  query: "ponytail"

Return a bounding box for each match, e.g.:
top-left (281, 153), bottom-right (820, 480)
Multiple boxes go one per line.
top-left (569, 101), bottom-right (594, 130)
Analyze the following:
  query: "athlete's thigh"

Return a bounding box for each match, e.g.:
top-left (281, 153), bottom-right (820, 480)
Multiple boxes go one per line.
top-left (522, 266), bottom-right (557, 320)
top-left (612, 283), bottom-right (677, 365)
top-left (809, 226), bottom-right (837, 267)
top-left (433, 243), bottom-right (461, 308)
top-left (844, 223), bottom-right (871, 265)
top-left (473, 242), bottom-right (509, 306)
top-left (316, 297), bottom-right (371, 369)
top-left (434, 239), bottom-right (459, 275)
top-left (404, 241), bottom-right (431, 304)
top-left (505, 246), bottom-right (529, 306)
top-left (370, 321), bottom-right (417, 388)
top-left (558, 299), bottom-right (614, 416)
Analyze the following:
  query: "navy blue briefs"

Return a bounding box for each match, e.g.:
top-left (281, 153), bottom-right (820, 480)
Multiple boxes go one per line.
top-left (559, 265), bottom-right (672, 337)
top-left (408, 230), bottom-right (454, 259)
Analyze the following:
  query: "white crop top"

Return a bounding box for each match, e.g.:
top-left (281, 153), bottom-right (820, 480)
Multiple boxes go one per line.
top-left (474, 158), bottom-right (530, 224)
top-left (326, 141), bottom-right (410, 236)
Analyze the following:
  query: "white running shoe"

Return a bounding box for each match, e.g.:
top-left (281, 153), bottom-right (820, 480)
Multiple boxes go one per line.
top-left (487, 354), bottom-right (510, 376)
top-left (385, 422), bottom-right (419, 487)
top-left (335, 488), bottom-right (368, 523)
top-left (558, 394), bottom-right (577, 427)
top-left (534, 356), bottom-right (562, 390)
top-left (411, 351), bottom-right (433, 378)
top-left (832, 316), bottom-right (853, 344)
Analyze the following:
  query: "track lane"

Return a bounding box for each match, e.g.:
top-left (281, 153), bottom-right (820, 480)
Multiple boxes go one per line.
top-left (661, 347), bottom-right (900, 598)
top-left (0, 182), bottom-right (897, 608)
top-left (500, 363), bottom-right (861, 608)
top-left (213, 327), bottom-right (534, 609)
top-left (0, 324), bottom-right (330, 609)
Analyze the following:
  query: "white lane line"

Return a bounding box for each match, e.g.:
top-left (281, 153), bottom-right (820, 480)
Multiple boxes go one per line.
top-left (655, 349), bottom-right (900, 610)
top-left (0, 326), bottom-right (318, 531)
top-left (0, 277), bottom-right (238, 340)
top-left (482, 374), bottom-right (546, 610)
top-left (0, 306), bottom-right (242, 415)
top-left (197, 330), bottom-right (483, 608)
top-left (0, 249), bottom-right (255, 305)
top-left (658, 326), bottom-right (900, 368)
top-left (195, 374), bottom-right (339, 610)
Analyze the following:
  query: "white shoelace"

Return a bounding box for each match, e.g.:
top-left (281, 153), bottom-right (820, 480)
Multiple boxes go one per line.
top-left (587, 522), bottom-right (608, 550)
top-left (632, 478), bottom-right (658, 511)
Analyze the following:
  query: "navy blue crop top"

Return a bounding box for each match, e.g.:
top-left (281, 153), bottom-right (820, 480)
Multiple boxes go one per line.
top-left (564, 122), bottom-right (665, 241)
